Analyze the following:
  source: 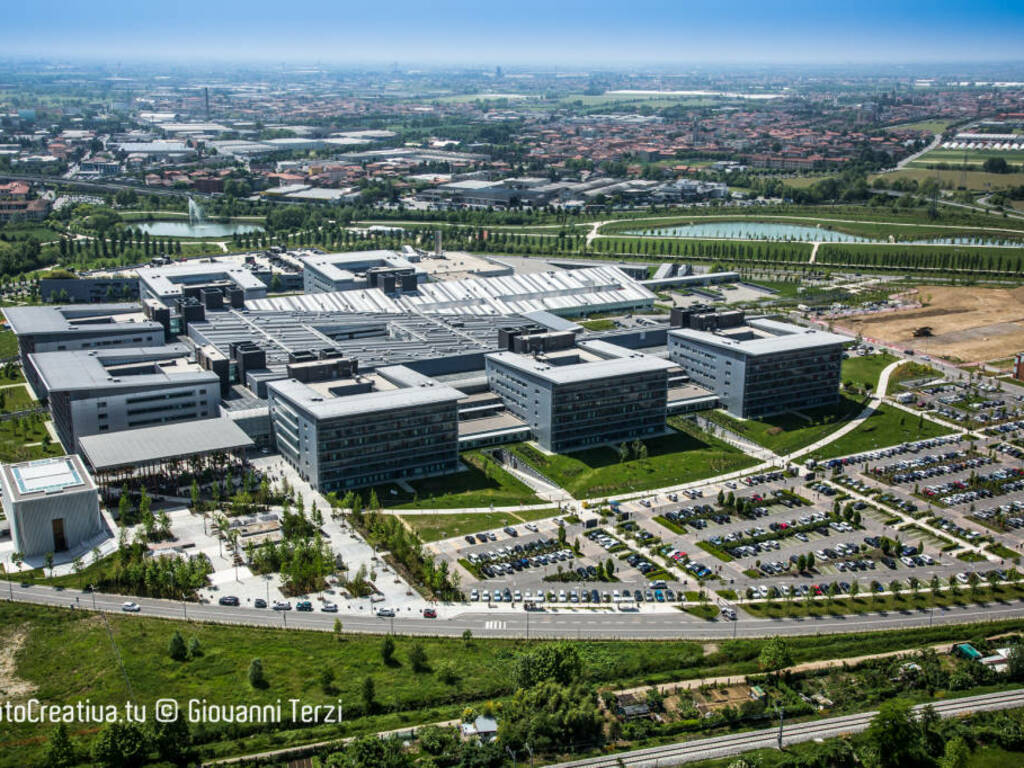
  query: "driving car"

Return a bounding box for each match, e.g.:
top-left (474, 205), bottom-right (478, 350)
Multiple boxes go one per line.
top-left (121, 601), bottom-right (140, 613)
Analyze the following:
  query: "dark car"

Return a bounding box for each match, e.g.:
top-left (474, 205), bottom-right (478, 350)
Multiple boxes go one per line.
top-left (296, 600), bottom-right (313, 612)
top-left (254, 598), bottom-right (267, 609)
top-left (218, 595), bottom-right (240, 607)
top-left (465, 535), bottom-right (476, 544)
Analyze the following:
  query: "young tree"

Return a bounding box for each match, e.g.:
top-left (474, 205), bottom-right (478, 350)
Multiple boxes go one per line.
top-left (44, 722), bottom-right (77, 768)
top-left (757, 636), bottom-right (792, 676)
top-left (462, 628), bottom-right (473, 645)
top-left (408, 642), bottom-right (428, 673)
top-left (168, 631), bottom-right (188, 661)
top-left (381, 634), bottom-right (396, 664)
top-left (361, 675), bottom-right (376, 713)
top-left (248, 658), bottom-right (266, 688)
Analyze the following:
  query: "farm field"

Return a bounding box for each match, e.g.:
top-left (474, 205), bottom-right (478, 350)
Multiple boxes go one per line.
top-left (840, 284), bottom-right (1024, 363)
top-left (871, 167), bottom-right (1024, 191)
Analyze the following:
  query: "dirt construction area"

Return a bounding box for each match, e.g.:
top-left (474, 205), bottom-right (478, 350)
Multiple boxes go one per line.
top-left (841, 285), bottom-right (1024, 363)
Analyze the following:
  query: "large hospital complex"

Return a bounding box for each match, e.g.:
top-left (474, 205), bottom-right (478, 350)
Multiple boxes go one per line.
top-left (2, 247), bottom-right (845, 555)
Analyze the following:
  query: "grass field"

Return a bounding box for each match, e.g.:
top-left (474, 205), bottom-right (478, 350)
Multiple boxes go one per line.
top-left (706, 395), bottom-right (866, 456)
top-left (0, 329), bottom-right (19, 358)
top-left (884, 120), bottom-right (952, 134)
top-left (0, 384), bottom-right (36, 413)
top-left (401, 511), bottom-right (557, 542)
top-left (507, 421), bottom-right (757, 498)
top-left (3, 601), bottom-right (1024, 766)
top-left (365, 450), bottom-right (541, 509)
top-left (578, 318), bottom-right (618, 331)
top-left (871, 167), bottom-right (1024, 191)
top-left (841, 352), bottom-right (899, 391)
top-left (809, 403), bottom-right (954, 460)
top-left (742, 583), bottom-right (1024, 618)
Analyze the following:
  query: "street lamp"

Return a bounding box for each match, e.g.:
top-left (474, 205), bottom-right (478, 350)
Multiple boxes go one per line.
top-left (506, 747), bottom-right (518, 768)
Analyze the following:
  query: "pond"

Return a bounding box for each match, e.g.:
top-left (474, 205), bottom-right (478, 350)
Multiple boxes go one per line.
top-left (136, 221), bottom-right (263, 238)
top-left (625, 221), bottom-right (1020, 247)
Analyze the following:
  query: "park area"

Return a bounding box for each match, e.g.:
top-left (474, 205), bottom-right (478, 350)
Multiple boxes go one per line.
top-left (507, 420), bottom-right (757, 498)
top-left (841, 284), bottom-right (1024, 364)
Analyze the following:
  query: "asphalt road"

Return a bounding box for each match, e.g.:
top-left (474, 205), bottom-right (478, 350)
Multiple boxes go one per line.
top-left (547, 688), bottom-right (1024, 767)
top-left (6, 581), bottom-right (1024, 640)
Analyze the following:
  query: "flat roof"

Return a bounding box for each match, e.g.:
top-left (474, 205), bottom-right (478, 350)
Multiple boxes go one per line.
top-left (669, 318), bottom-right (848, 356)
top-left (79, 418), bottom-right (254, 471)
top-left (1, 455), bottom-right (95, 501)
top-left (268, 377), bottom-right (464, 420)
top-left (486, 349), bottom-right (674, 386)
top-left (30, 344), bottom-right (213, 393)
top-left (137, 260), bottom-right (267, 297)
top-left (3, 304), bottom-right (157, 336)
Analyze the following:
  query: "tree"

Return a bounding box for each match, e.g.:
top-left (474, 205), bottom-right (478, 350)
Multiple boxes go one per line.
top-left (758, 636), bottom-right (792, 676)
top-left (90, 721), bottom-right (148, 768)
top-left (381, 634), bottom-right (396, 664)
top-left (188, 636), bottom-right (202, 658)
top-left (168, 631), bottom-right (188, 661)
top-left (462, 628), bottom-right (473, 645)
top-left (408, 642), bottom-right (428, 673)
top-left (248, 658), bottom-right (266, 688)
top-left (361, 675), bottom-right (376, 713)
top-left (864, 698), bottom-right (926, 768)
top-left (319, 668), bottom-right (336, 693)
top-left (44, 551), bottom-right (54, 578)
top-left (334, 617), bottom-right (344, 640)
top-left (939, 735), bottom-right (970, 768)
top-left (44, 722), bottom-right (77, 768)
top-left (1007, 641), bottom-right (1024, 682)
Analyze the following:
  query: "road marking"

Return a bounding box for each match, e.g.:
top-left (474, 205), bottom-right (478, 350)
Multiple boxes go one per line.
top-left (484, 620), bottom-right (507, 630)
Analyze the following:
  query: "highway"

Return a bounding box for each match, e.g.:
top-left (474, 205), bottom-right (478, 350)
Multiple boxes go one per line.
top-left (547, 689), bottom-right (1024, 768)
top-left (5, 580), bottom-right (1024, 640)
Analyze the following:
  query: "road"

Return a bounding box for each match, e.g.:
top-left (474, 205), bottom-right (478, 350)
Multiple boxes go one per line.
top-left (546, 688), bottom-right (1024, 768)
top-left (5, 580), bottom-right (1024, 640)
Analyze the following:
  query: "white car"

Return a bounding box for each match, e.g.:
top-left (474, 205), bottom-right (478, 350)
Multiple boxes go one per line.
top-left (120, 601), bottom-right (140, 613)
top-left (956, 572), bottom-right (970, 585)
top-left (377, 607), bottom-right (396, 618)
top-left (272, 600), bottom-right (292, 610)
top-left (321, 602), bottom-right (338, 613)
top-left (524, 523), bottom-right (539, 532)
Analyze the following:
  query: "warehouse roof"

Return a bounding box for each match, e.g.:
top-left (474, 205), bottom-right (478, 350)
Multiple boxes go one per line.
top-left (79, 418), bottom-right (254, 471)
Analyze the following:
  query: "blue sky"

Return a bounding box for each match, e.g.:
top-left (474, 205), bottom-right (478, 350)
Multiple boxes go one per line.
top-left (2, 0), bottom-right (1023, 66)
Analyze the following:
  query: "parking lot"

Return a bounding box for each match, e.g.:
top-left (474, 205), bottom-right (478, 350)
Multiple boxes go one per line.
top-left (895, 377), bottom-right (1024, 429)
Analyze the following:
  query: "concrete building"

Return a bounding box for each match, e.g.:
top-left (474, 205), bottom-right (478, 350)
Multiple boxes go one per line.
top-left (267, 365), bottom-right (463, 492)
top-left (3, 305), bottom-right (166, 398)
top-left (485, 341), bottom-right (674, 453)
top-left (137, 260), bottom-right (269, 307)
top-left (300, 249), bottom-right (426, 294)
top-left (29, 345), bottom-right (221, 451)
top-left (668, 315), bottom-right (846, 419)
top-left (0, 455), bottom-right (102, 557)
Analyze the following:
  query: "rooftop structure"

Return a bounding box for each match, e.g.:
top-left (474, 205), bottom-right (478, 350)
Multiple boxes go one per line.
top-left (300, 248), bottom-right (426, 294)
top-left (137, 259), bottom-right (269, 307)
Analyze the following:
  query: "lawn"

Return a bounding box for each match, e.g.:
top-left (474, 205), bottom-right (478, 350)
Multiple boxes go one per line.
top-left (3, 601), bottom-right (1024, 766)
top-left (741, 583), bottom-right (1024, 619)
top-left (705, 395), bottom-right (867, 456)
top-left (0, 329), bottom-right (18, 358)
top-left (0, 384), bottom-right (36, 413)
top-left (842, 353), bottom-right (899, 391)
top-left (809, 403), bottom-right (955, 460)
top-left (402, 511), bottom-right (527, 542)
top-left (870, 167), bottom-right (1024, 191)
top-left (0, 416), bottom-right (60, 463)
top-left (507, 421), bottom-right (757, 498)
top-left (579, 318), bottom-right (617, 332)
top-left (362, 450), bottom-right (541, 509)
top-left (884, 119), bottom-right (952, 134)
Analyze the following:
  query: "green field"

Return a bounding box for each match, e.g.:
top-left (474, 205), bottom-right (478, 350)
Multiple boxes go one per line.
top-left (0, 329), bottom-right (19, 358)
top-left (3, 601), bottom-right (1024, 766)
top-left (842, 352), bottom-right (899, 391)
top-left (0, 383), bottom-right (36, 413)
top-left (871, 167), bottom-right (1024, 191)
top-left (402, 511), bottom-right (528, 542)
top-left (884, 119), bottom-right (953, 134)
top-left (809, 403), bottom-right (955, 460)
top-left (365, 450), bottom-right (541, 509)
top-left (706, 395), bottom-right (867, 456)
top-left (507, 420), bottom-right (757, 498)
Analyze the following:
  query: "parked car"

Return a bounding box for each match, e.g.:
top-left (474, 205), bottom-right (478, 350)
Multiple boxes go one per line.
top-left (321, 602), bottom-right (338, 613)
top-left (296, 600), bottom-right (313, 612)
top-left (377, 607), bottom-right (396, 617)
top-left (272, 600), bottom-right (292, 610)
top-left (422, 607), bottom-right (437, 618)
top-left (218, 595), bottom-right (240, 606)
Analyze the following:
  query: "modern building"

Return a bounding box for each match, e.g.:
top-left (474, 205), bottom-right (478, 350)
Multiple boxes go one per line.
top-left (0, 455), bottom-right (102, 557)
top-left (267, 365), bottom-right (463, 492)
top-left (29, 345), bottom-right (221, 451)
top-left (300, 249), bottom-right (426, 294)
top-left (3, 305), bottom-right (166, 398)
top-left (668, 314), bottom-right (846, 419)
top-left (485, 341), bottom-right (674, 453)
top-left (137, 260), bottom-right (269, 307)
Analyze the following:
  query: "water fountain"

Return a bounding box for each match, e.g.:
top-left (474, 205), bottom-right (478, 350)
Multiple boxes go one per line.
top-left (187, 197), bottom-right (205, 227)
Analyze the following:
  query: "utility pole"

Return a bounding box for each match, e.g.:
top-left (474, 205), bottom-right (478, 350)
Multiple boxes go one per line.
top-left (525, 743), bottom-right (534, 768)
top-left (776, 703), bottom-right (785, 750)
top-left (506, 747), bottom-right (518, 768)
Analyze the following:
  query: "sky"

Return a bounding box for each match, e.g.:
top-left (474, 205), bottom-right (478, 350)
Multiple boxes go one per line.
top-left (2, 0), bottom-right (1023, 67)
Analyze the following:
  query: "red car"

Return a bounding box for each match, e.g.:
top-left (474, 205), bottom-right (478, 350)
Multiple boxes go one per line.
top-left (422, 608), bottom-right (437, 618)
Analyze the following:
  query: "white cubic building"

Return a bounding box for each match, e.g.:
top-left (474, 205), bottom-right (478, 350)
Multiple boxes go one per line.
top-left (0, 455), bottom-right (102, 557)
